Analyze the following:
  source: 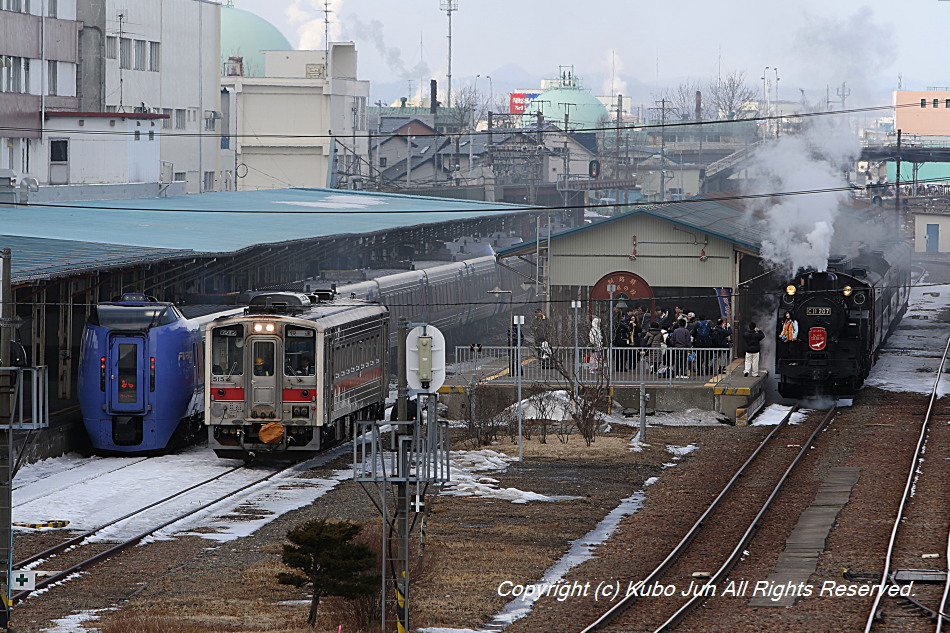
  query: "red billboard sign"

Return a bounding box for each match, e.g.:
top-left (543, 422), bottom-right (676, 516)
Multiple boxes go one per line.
top-left (808, 327), bottom-right (827, 351)
top-left (509, 92), bottom-right (542, 114)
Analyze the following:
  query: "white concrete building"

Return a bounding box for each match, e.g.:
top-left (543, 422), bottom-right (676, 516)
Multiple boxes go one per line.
top-left (220, 44), bottom-right (370, 190)
top-left (79, 0), bottom-right (222, 193)
top-left (0, 0), bottom-right (80, 179)
top-left (37, 112), bottom-right (162, 186)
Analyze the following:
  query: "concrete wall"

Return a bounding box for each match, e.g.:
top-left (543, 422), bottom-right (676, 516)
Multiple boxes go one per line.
top-left (27, 181), bottom-right (185, 202)
top-left (915, 213), bottom-right (950, 253)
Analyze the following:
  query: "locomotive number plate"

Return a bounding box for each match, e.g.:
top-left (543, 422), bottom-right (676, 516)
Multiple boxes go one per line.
top-left (806, 307), bottom-right (832, 316)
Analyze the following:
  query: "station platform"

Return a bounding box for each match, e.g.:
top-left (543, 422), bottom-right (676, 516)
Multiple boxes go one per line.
top-left (439, 351), bottom-right (770, 425)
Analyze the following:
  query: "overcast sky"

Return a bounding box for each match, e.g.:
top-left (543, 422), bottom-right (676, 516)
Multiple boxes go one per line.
top-left (233, 0), bottom-right (949, 107)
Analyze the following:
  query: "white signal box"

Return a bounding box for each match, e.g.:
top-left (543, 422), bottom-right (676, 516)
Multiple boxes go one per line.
top-left (406, 326), bottom-right (446, 392)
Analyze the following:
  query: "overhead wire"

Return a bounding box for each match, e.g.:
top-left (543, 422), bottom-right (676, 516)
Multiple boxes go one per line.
top-left (7, 174), bottom-right (950, 216)
top-left (0, 100), bottom-right (923, 141)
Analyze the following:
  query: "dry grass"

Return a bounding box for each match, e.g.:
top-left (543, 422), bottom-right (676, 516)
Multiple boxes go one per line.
top-left (92, 421), bottom-right (685, 633)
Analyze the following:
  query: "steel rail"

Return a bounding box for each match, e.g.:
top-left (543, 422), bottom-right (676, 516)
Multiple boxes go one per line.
top-left (580, 405), bottom-right (800, 633)
top-left (10, 462), bottom-right (305, 603)
top-left (655, 406), bottom-right (837, 632)
top-left (864, 334), bottom-right (950, 633)
top-left (13, 463), bottom-right (246, 569)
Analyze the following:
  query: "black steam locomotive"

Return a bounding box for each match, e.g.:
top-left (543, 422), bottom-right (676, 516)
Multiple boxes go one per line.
top-left (775, 242), bottom-right (911, 398)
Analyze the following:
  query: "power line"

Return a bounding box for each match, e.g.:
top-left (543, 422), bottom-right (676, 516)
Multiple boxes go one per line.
top-left (10, 176), bottom-right (948, 216)
top-left (0, 101), bottom-right (920, 141)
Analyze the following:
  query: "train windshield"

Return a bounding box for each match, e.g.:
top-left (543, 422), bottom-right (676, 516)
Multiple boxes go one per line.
top-left (211, 325), bottom-right (245, 376)
top-left (284, 326), bottom-right (316, 376)
top-left (91, 305), bottom-right (180, 330)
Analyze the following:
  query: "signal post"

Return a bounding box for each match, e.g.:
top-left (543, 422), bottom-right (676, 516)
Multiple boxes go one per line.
top-left (355, 318), bottom-right (449, 633)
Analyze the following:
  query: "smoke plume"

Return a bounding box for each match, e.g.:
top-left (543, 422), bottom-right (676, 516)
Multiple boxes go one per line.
top-left (285, 0), bottom-right (344, 50)
top-left (602, 49), bottom-right (628, 98)
top-left (347, 15), bottom-right (431, 81)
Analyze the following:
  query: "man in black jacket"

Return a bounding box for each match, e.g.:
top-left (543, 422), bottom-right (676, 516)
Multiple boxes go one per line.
top-left (742, 322), bottom-right (765, 377)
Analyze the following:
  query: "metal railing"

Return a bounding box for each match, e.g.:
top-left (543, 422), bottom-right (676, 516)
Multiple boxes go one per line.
top-left (453, 346), bottom-right (734, 387)
top-left (0, 366), bottom-right (50, 430)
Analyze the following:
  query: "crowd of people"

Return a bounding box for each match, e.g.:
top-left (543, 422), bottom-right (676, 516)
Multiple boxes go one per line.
top-left (513, 304), bottom-right (789, 381)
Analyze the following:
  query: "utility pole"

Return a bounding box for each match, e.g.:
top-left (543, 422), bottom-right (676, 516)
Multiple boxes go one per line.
top-left (659, 98), bottom-right (667, 201)
top-left (0, 249), bottom-right (12, 632)
top-left (440, 0), bottom-right (458, 108)
top-left (615, 94), bottom-right (623, 179)
top-left (837, 81), bottom-right (850, 109)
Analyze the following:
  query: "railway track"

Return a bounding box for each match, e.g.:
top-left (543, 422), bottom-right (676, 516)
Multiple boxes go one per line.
top-left (864, 335), bottom-right (950, 633)
top-left (11, 442), bottom-right (351, 604)
top-left (581, 406), bottom-right (837, 633)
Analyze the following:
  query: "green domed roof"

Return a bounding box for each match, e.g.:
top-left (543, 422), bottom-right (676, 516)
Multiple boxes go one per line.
top-left (523, 83), bottom-right (609, 131)
top-left (221, 7), bottom-right (294, 77)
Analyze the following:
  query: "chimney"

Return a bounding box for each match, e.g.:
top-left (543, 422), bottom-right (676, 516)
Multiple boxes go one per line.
top-left (430, 79), bottom-right (438, 114)
top-left (695, 90), bottom-right (702, 121)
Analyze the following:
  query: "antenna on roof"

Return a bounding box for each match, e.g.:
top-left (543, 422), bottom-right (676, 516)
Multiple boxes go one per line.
top-left (323, 0), bottom-right (332, 53)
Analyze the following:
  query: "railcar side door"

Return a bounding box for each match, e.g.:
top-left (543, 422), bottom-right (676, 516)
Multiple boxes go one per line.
top-left (247, 338), bottom-right (281, 420)
top-left (108, 335), bottom-right (146, 413)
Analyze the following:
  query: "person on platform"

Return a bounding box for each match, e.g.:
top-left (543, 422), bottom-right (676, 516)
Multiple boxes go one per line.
top-left (743, 322), bottom-right (765, 378)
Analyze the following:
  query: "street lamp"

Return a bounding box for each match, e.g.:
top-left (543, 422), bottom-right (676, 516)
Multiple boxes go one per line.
top-left (487, 287), bottom-right (513, 334)
top-left (607, 284), bottom-right (616, 379)
top-left (571, 300), bottom-right (581, 395)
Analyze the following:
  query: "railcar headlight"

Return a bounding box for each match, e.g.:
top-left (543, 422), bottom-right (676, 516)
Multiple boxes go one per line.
top-left (265, 323), bottom-right (275, 333)
top-left (785, 285), bottom-right (797, 296)
top-left (253, 323), bottom-right (263, 332)
top-left (253, 322), bottom-right (275, 333)
top-left (842, 286), bottom-right (853, 297)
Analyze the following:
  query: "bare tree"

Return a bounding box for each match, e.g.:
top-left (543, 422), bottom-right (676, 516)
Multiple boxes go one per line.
top-left (708, 70), bottom-right (759, 120)
top-left (655, 79), bottom-right (716, 122)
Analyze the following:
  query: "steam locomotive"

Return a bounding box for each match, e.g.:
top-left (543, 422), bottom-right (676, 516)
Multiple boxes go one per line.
top-left (775, 242), bottom-right (911, 398)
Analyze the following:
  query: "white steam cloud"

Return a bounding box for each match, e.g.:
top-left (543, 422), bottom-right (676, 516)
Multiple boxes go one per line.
top-left (286, 0), bottom-right (344, 50)
top-left (747, 7), bottom-right (889, 275)
top-left (602, 49), bottom-right (628, 97)
top-left (747, 117), bottom-right (860, 275)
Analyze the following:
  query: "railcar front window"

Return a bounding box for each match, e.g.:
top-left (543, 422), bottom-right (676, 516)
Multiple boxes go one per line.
top-left (253, 341), bottom-right (275, 376)
top-left (92, 305), bottom-right (179, 329)
top-left (211, 326), bottom-right (244, 375)
top-left (117, 344), bottom-right (138, 403)
top-left (284, 327), bottom-right (316, 376)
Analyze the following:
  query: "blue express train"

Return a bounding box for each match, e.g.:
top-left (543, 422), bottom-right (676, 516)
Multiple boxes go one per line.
top-left (77, 295), bottom-right (238, 454)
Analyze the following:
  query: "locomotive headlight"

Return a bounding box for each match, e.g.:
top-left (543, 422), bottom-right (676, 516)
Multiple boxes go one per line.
top-left (785, 285), bottom-right (797, 296)
top-left (842, 286), bottom-right (853, 297)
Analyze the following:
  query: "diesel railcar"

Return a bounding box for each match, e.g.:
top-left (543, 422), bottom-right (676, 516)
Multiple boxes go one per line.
top-left (77, 296), bottom-right (239, 454)
top-left (775, 242), bottom-right (911, 398)
top-left (205, 292), bottom-right (389, 460)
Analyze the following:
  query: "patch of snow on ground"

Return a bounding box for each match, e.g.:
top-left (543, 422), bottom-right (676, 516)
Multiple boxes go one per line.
top-left (41, 608), bottom-right (111, 633)
top-left (477, 477), bottom-right (661, 630)
top-left (752, 404), bottom-right (809, 426)
top-left (865, 283), bottom-right (950, 396)
top-left (440, 450), bottom-right (556, 504)
top-left (667, 444), bottom-right (698, 457)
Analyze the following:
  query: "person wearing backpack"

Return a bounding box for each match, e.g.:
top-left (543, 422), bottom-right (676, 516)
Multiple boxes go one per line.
top-left (691, 315), bottom-right (713, 374)
top-left (710, 318), bottom-right (732, 374)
